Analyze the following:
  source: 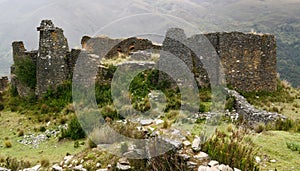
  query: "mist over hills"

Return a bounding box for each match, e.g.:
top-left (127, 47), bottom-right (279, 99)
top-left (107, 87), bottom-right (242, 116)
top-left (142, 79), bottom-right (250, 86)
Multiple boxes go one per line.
top-left (0, 0), bottom-right (299, 87)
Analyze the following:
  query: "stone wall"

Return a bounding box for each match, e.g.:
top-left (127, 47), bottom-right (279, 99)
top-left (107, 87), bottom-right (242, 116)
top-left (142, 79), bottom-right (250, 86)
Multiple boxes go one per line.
top-left (11, 41), bottom-right (36, 97)
top-left (0, 76), bottom-right (8, 92)
top-left (226, 88), bottom-right (286, 125)
top-left (81, 36), bottom-right (160, 59)
top-left (205, 32), bottom-right (277, 92)
top-left (11, 20), bottom-right (278, 98)
top-left (36, 20), bottom-right (69, 95)
top-left (162, 28), bottom-right (211, 88)
top-left (162, 28), bottom-right (277, 92)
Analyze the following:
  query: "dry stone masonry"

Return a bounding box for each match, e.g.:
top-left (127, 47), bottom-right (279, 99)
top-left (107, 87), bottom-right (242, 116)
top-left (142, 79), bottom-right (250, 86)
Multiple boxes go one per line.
top-left (11, 20), bottom-right (277, 97)
top-left (162, 28), bottom-right (277, 92)
top-left (225, 88), bottom-right (286, 125)
top-left (0, 76), bottom-right (8, 92)
top-left (36, 20), bottom-right (69, 95)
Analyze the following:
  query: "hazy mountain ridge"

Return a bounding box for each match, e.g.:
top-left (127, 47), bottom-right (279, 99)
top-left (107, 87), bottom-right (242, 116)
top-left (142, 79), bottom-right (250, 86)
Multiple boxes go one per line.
top-left (0, 0), bottom-right (299, 86)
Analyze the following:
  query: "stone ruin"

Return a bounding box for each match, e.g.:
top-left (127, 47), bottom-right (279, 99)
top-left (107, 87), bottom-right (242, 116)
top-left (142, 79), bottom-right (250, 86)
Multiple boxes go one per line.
top-left (10, 20), bottom-right (277, 98)
top-left (0, 76), bottom-right (8, 92)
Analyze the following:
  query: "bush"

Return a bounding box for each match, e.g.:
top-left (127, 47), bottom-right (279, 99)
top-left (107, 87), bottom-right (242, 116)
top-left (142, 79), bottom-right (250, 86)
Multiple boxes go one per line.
top-left (39, 126), bottom-right (46, 132)
top-left (60, 117), bottom-right (86, 140)
top-left (286, 142), bottom-right (300, 152)
top-left (3, 157), bottom-right (31, 170)
top-left (225, 96), bottom-right (235, 112)
top-left (254, 123), bottom-right (265, 133)
top-left (17, 130), bottom-right (24, 137)
top-left (202, 129), bottom-right (259, 171)
top-left (74, 141), bottom-right (80, 148)
top-left (0, 103), bottom-right (4, 111)
top-left (4, 141), bottom-right (12, 148)
top-left (271, 118), bottom-right (294, 131)
top-left (40, 158), bottom-right (50, 167)
top-left (87, 139), bottom-right (97, 149)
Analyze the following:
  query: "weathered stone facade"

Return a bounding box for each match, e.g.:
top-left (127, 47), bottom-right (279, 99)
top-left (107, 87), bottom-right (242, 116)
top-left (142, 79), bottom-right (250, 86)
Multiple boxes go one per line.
top-left (81, 36), bottom-right (160, 59)
top-left (205, 32), bottom-right (277, 92)
top-left (11, 20), bottom-right (278, 98)
top-left (162, 28), bottom-right (277, 92)
top-left (36, 20), bottom-right (69, 95)
top-left (11, 41), bottom-right (37, 97)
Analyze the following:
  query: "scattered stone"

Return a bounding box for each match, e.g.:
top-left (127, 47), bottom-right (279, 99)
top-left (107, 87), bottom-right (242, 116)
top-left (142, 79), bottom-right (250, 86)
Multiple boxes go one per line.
top-left (198, 166), bottom-right (210, 171)
top-left (210, 166), bottom-right (220, 171)
top-left (23, 164), bottom-right (41, 171)
top-left (155, 119), bottom-right (164, 125)
top-left (270, 159), bottom-right (276, 163)
top-left (96, 169), bottom-right (108, 171)
top-left (140, 119), bottom-right (153, 126)
top-left (208, 160), bottom-right (219, 167)
top-left (218, 164), bottom-right (233, 171)
top-left (255, 156), bottom-right (261, 163)
top-left (96, 163), bottom-right (101, 168)
top-left (52, 164), bottom-right (63, 171)
top-left (192, 136), bottom-right (201, 152)
top-left (234, 168), bottom-right (241, 171)
top-left (194, 152), bottom-right (209, 160)
top-left (183, 140), bottom-right (191, 147)
top-left (118, 158), bottom-right (130, 165)
top-left (178, 153), bottom-right (190, 161)
top-left (73, 164), bottom-right (87, 171)
top-left (116, 158), bottom-right (131, 170)
top-left (0, 167), bottom-right (10, 171)
top-left (187, 161), bottom-right (198, 169)
top-left (64, 155), bottom-right (73, 165)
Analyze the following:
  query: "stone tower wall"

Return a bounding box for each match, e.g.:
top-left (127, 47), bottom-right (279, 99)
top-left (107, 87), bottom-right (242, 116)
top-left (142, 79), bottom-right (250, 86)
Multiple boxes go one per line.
top-left (36, 20), bottom-right (69, 96)
top-left (205, 32), bottom-right (277, 92)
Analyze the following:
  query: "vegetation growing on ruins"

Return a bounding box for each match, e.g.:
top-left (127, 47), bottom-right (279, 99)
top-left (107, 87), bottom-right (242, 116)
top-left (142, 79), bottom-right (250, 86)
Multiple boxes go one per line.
top-left (14, 56), bottom-right (36, 89)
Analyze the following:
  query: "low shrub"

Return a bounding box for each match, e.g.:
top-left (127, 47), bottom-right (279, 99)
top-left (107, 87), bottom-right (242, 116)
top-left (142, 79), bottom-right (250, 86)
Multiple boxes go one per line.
top-left (0, 103), bottom-right (4, 111)
top-left (39, 126), bottom-right (46, 132)
top-left (88, 139), bottom-right (97, 149)
top-left (267, 118), bottom-right (296, 131)
top-left (286, 142), bottom-right (300, 153)
top-left (60, 117), bottom-right (86, 140)
top-left (4, 141), bottom-right (12, 148)
top-left (254, 123), bottom-right (265, 133)
top-left (202, 129), bottom-right (259, 171)
top-left (74, 141), bottom-right (80, 148)
top-left (40, 158), bottom-right (50, 167)
top-left (225, 96), bottom-right (235, 112)
top-left (2, 157), bottom-right (31, 170)
top-left (17, 130), bottom-right (24, 137)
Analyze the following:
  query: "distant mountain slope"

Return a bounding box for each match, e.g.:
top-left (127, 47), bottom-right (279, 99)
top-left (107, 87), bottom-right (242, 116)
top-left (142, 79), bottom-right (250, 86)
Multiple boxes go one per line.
top-left (0, 0), bottom-right (299, 87)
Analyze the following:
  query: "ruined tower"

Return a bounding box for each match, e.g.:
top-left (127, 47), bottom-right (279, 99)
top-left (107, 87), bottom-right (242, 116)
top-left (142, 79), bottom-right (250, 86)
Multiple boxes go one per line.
top-left (36, 20), bottom-right (69, 96)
